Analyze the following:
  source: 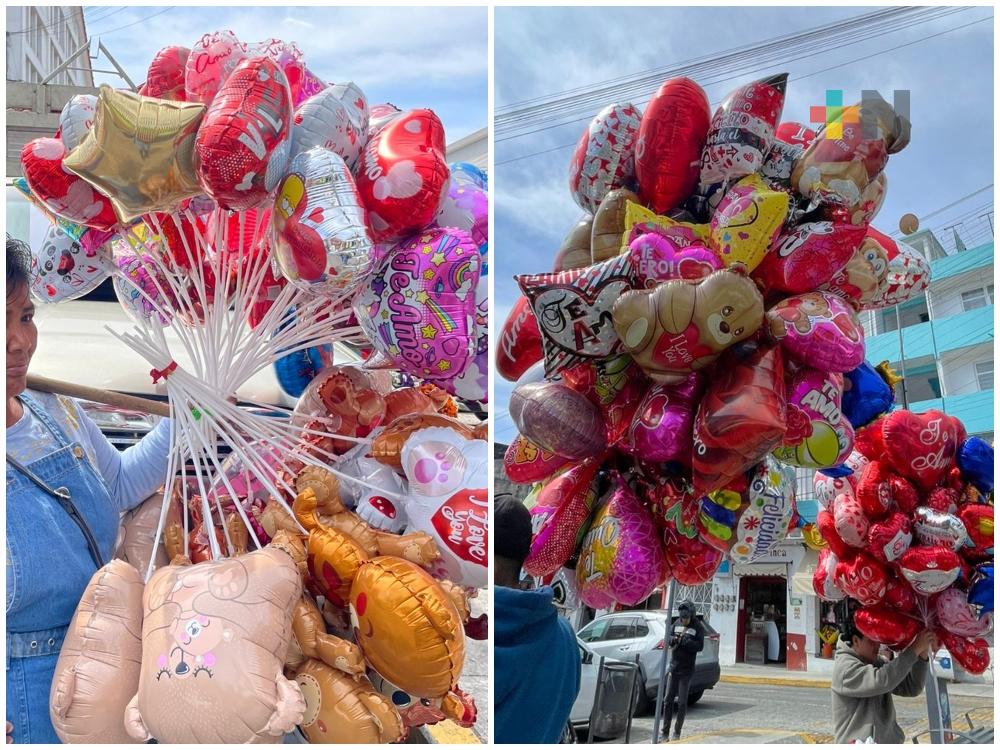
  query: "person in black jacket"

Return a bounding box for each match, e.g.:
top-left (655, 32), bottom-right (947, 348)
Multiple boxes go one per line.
top-left (660, 601), bottom-right (705, 741)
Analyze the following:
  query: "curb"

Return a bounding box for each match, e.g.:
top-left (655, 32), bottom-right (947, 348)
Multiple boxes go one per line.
top-left (659, 728), bottom-right (828, 744)
top-left (720, 674), bottom-right (831, 688)
top-left (422, 721), bottom-right (483, 744)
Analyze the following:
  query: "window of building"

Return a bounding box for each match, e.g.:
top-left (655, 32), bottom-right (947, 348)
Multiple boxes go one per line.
top-left (975, 361), bottom-right (993, 391)
top-left (962, 287), bottom-right (993, 311)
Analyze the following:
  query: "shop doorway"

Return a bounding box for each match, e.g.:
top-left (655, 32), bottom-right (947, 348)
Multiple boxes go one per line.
top-left (735, 576), bottom-right (787, 665)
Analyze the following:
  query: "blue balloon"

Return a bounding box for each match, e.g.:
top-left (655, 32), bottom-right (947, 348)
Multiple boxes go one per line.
top-left (449, 161), bottom-right (487, 190)
top-left (274, 344), bottom-right (332, 398)
top-left (968, 564), bottom-right (994, 615)
top-left (842, 361), bottom-right (894, 428)
top-left (819, 464), bottom-right (854, 478)
top-left (957, 436), bottom-right (994, 495)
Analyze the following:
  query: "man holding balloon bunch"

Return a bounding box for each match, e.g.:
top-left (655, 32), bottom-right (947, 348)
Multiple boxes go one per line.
top-left (831, 602), bottom-right (937, 744)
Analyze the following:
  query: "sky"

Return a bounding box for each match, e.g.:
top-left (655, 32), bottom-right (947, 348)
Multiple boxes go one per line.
top-left (493, 5), bottom-right (995, 444)
top-left (80, 5), bottom-right (487, 141)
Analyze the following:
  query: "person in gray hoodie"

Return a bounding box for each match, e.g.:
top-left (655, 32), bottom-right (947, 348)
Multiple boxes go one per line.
top-left (831, 609), bottom-right (936, 743)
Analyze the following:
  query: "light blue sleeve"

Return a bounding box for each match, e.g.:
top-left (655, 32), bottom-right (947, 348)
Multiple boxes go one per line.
top-left (74, 404), bottom-right (173, 513)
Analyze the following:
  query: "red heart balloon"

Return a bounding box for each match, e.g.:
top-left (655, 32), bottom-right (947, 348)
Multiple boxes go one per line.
top-left (890, 475), bottom-right (920, 514)
top-left (140, 45), bottom-right (190, 100)
top-left (813, 547), bottom-right (846, 600)
top-left (937, 630), bottom-right (991, 675)
top-left (881, 410), bottom-right (965, 491)
top-left (356, 109), bottom-right (450, 242)
top-left (867, 512), bottom-right (912, 564)
top-left (662, 533), bottom-right (723, 585)
top-left (635, 78), bottom-right (711, 213)
top-left (958, 503), bottom-right (993, 552)
top-left (817, 508), bottom-right (854, 560)
top-left (496, 296), bottom-right (543, 382)
top-left (856, 460), bottom-right (895, 520)
top-left (834, 552), bottom-right (889, 605)
top-left (884, 572), bottom-right (917, 613)
top-left (753, 220), bottom-right (867, 295)
top-left (854, 606), bottom-right (921, 648)
top-left (503, 434), bottom-right (571, 485)
top-left (195, 57), bottom-right (292, 211)
top-left (898, 546), bottom-right (961, 595)
top-left (833, 493), bottom-right (869, 548)
top-left (926, 487), bottom-right (960, 514)
top-left (854, 415), bottom-right (887, 461)
top-left (20, 138), bottom-right (118, 231)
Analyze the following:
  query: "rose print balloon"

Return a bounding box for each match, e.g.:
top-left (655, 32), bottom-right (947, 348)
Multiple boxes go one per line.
top-left (568, 103), bottom-right (642, 214)
top-left (354, 228), bottom-right (481, 389)
top-left (29, 224), bottom-right (115, 303)
top-left (774, 369), bottom-right (854, 469)
top-left (577, 475), bottom-right (668, 608)
top-left (767, 292), bottom-right (865, 373)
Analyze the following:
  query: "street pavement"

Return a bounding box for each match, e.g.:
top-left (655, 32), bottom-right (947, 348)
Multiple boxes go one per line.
top-left (597, 681), bottom-right (994, 744)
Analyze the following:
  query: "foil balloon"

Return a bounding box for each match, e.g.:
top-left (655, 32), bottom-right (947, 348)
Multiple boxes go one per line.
top-left (968, 564), bottom-right (994, 615)
top-left (194, 56), bottom-right (292, 211)
top-left (401, 428), bottom-right (489, 588)
top-left (139, 45), bottom-right (189, 100)
top-left (184, 30), bottom-right (248, 104)
top-left (503, 433), bottom-right (572, 484)
top-left (294, 660), bottom-right (404, 743)
top-left (898, 546), bottom-right (962, 595)
top-left (623, 201), bottom-right (710, 249)
top-left (699, 73), bottom-right (788, 195)
top-left (753, 221), bottom-right (866, 295)
top-left (820, 233), bottom-right (890, 308)
top-left (853, 606), bottom-right (921, 649)
top-left (435, 182), bottom-right (488, 250)
top-left (116, 493), bottom-right (171, 574)
top-left (627, 231), bottom-right (721, 288)
top-left (814, 450), bottom-right (869, 508)
top-left (792, 94), bottom-right (909, 207)
top-left (20, 138), bottom-right (119, 231)
top-left (126, 546), bottom-right (304, 743)
top-left (880, 409), bottom-right (965, 491)
top-left (58, 94), bottom-right (96, 150)
top-left (884, 573), bottom-right (917, 613)
top-left (591, 188), bottom-right (638, 262)
top-left (628, 373), bottom-right (702, 464)
top-left (868, 243), bottom-right (931, 310)
top-left (692, 343), bottom-right (787, 494)
top-left (442, 347), bottom-right (488, 403)
top-left (496, 296), bottom-right (543, 382)
top-left (913, 507), bottom-right (969, 551)
top-left (349, 556), bottom-right (465, 699)
top-left (845, 172), bottom-right (887, 227)
top-left (64, 85), bottom-right (205, 222)
top-left (612, 268), bottom-right (764, 383)
top-left (50, 560), bottom-right (144, 743)
top-left (113, 251), bottom-right (175, 325)
top-left (866, 512), bottom-right (912, 565)
top-left (448, 161), bottom-right (488, 190)
top-left (938, 631), bottom-right (990, 676)
top-left (525, 458), bottom-right (601, 577)
top-left (663, 531), bottom-right (724, 586)
top-left (290, 83), bottom-right (369, 169)
top-left (833, 493), bottom-right (869, 548)
top-left (508, 380), bottom-right (607, 460)
top-left (766, 292), bottom-right (865, 373)
top-left (568, 102), bottom-right (642, 214)
top-left (577, 475), bottom-right (668, 608)
top-left (371, 413), bottom-right (476, 472)
top-left (834, 552), bottom-right (889, 606)
top-left (553, 215), bottom-right (594, 271)
top-left (816, 509), bottom-right (853, 561)
top-left (842, 361), bottom-right (895, 429)
top-left (698, 488), bottom-right (748, 554)
top-left (802, 524), bottom-right (827, 551)
top-left (272, 147), bottom-right (373, 293)
top-left (518, 253), bottom-right (634, 376)
top-left (727, 459), bottom-right (795, 563)
top-left (29, 223), bottom-right (115, 303)
top-left (958, 504), bottom-right (993, 553)
top-left (957, 436), bottom-right (994, 494)
top-left (354, 228), bottom-right (481, 387)
top-left (293, 67), bottom-right (328, 108)
top-left (355, 109), bottom-right (450, 242)
top-left (636, 77), bottom-right (711, 213)
top-left (761, 121), bottom-right (815, 186)
top-left (813, 547), bottom-right (845, 600)
top-left (367, 102), bottom-right (404, 134)
top-left (708, 174), bottom-right (790, 272)
top-left (935, 588), bottom-right (993, 638)
top-left (773, 369), bottom-right (854, 469)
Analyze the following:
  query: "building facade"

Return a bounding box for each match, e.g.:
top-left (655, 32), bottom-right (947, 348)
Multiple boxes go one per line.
top-left (6, 6), bottom-right (92, 86)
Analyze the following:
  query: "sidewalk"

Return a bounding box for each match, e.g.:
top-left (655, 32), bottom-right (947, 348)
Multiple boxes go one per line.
top-left (720, 663), bottom-right (996, 697)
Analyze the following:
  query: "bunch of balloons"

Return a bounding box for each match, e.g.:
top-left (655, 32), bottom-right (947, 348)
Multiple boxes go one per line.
top-left (498, 73), bottom-right (930, 609)
top-left (811, 407), bottom-right (993, 675)
top-left (19, 29), bottom-right (488, 403)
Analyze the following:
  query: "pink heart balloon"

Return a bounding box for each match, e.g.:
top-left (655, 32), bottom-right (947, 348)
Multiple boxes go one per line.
top-left (627, 232), bottom-right (722, 288)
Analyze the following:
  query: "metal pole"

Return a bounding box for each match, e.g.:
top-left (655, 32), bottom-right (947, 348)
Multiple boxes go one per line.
top-left (894, 304), bottom-right (909, 409)
top-left (924, 654), bottom-right (953, 744)
top-left (624, 656), bottom-right (640, 744)
top-left (587, 656), bottom-right (606, 745)
top-left (651, 580), bottom-right (678, 743)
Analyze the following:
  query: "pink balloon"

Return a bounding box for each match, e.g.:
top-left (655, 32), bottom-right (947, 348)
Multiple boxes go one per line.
top-left (774, 368), bottom-right (854, 469)
top-left (435, 182), bottom-right (488, 249)
top-left (767, 292), bottom-right (865, 372)
top-left (934, 588), bottom-right (993, 638)
top-left (184, 30), bottom-right (248, 104)
top-left (627, 373), bottom-right (703, 464)
top-left (577, 474), bottom-right (667, 608)
top-left (627, 232), bottom-right (722, 288)
top-left (753, 220), bottom-right (866, 295)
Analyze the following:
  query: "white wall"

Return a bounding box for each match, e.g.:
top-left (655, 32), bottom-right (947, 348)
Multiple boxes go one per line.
top-left (941, 343), bottom-right (994, 395)
top-left (930, 269), bottom-right (994, 320)
top-left (710, 572), bottom-right (741, 666)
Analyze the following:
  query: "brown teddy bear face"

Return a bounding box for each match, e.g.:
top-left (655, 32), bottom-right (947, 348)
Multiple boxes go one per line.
top-left (612, 269), bottom-right (764, 381)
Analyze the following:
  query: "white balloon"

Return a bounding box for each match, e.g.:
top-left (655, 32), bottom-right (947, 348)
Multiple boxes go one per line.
top-left (290, 84), bottom-right (368, 169)
top-left (29, 224), bottom-right (114, 303)
top-left (59, 94), bottom-right (97, 151)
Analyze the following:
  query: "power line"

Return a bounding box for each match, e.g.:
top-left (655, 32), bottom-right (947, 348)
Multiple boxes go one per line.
top-left (88, 7), bottom-right (175, 38)
top-left (7, 5), bottom-right (90, 35)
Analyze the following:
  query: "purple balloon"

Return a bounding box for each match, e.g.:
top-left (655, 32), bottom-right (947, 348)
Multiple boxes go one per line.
top-left (509, 381), bottom-right (607, 460)
top-left (435, 182), bottom-right (488, 250)
top-left (628, 373), bottom-right (703, 464)
top-left (627, 231), bottom-right (722, 288)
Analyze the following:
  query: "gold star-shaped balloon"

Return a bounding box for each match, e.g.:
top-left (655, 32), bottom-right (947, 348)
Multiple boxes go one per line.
top-left (63, 84), bottom-right (205, 223)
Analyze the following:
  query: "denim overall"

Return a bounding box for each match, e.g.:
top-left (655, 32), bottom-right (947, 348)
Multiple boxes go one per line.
top-left (6, 393), bottom-right (119, 744)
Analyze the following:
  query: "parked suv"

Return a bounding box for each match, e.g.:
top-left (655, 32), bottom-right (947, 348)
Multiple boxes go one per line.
top-left (577, 609), bottom-right (721, 713)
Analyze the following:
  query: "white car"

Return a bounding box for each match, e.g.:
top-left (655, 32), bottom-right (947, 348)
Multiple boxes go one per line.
top-left (569, 639), bottom-right (640, 741)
